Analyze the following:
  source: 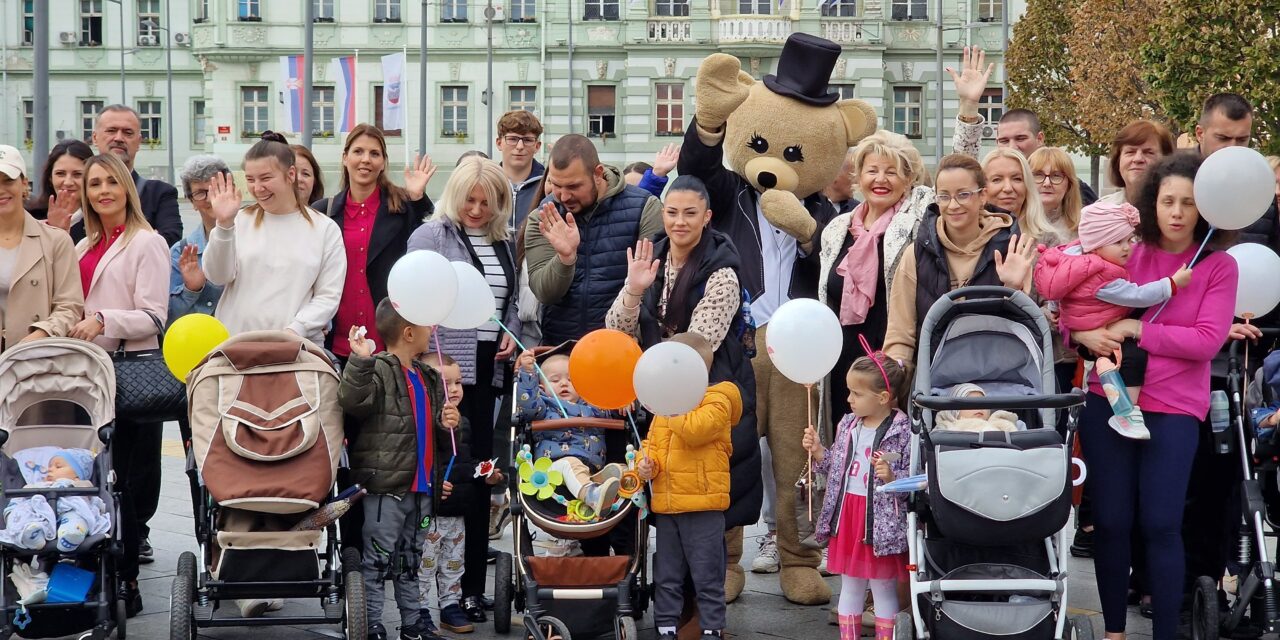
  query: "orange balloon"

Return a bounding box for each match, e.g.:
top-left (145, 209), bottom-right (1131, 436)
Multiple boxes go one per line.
top-left (568, 329), bottom-right (643, 410)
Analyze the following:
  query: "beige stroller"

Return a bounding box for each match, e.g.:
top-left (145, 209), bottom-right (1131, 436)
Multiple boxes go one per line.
top-left (169, 331), bottom-right (365, 639)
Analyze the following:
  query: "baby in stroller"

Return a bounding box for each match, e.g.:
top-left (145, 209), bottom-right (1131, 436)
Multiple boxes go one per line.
top-left (934, 384), bottom-right (1021, 433)
top-left (0, 448), bottom-right (110, 553)
top-left (515, 342), bottom-right (626, 516)
top-left (1250, 350), bottom-right (1280, 442)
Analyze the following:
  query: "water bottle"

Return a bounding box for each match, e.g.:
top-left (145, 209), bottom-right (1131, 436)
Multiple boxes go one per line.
top-left (1210, 390), bottom-right (1232, 455)
top-left (1095, 358), bottom-right (1134, 417)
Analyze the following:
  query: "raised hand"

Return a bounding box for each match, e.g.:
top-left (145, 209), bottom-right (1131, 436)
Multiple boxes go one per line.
top-left (46, 191), bottom-right (77, 231)
top-left (994, 233), bottom-right (1037, 290)
top-left (537, 202), bottom-right (580, 264)
top-left (516, 349), bottom-right (537, 373)
top-left (652, 143), bottom-right (680, 178)
top-left (178, 244), bottom-right (206, 293)
top-left (347, 325), bottom-right (375, 358)
top-left (945, 46), bottom-right (994, 113)
top-left (404, 153), bottom-right (438, 200)
top-left (208, 172), bottom-right (243, 229)
top-left (625, 239), bottom-right (661, 294)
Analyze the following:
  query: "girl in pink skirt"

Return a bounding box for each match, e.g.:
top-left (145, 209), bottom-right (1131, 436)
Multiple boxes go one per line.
top-left (803, 349), bottom-right (912, 640)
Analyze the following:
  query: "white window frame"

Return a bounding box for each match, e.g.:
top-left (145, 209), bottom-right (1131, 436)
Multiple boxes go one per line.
top-left (890, 0), bottom-right (927, 20)
top-left (313, 0), bottom-right (335, 21)
top-left (828, 84), bottom-right (857, 100)
top-left (137, 100), bottom-right (163, 145)
top-left (192, 99), bottom-right (207, 147)
top-left (241, 86), bottom-right (270, 136)
top-left (737, 0), bottom-right (771, 14)
top-left (586, 85), bottom-right (616, 138)
top-left (821, 0), bottom-right (857, 17)
top-left (23, 100), bottom-right (34, 144)
top-left (654, 0), bottom-right (690, 16)
top-left (80, 0), bottom-right (104, 46)
top-left (238, 0), bottom-right (261, 20)
top-left (509, 86), bottom-right (537, 113)
top-left (441, 86), bottom-right (469, 137)
top-left (583, 0), bottom-right (619, 21)
top-left (977, 0), bottom-right (1001, 21)
top-left (442, 0), bottom-right (468, 22)
top-left (375, 0), bottom-right (402, 22)
top-left (892, 86), bottom-right (923, 139)
top-left (312, 86), bottom-right (336, 138)
top-left (508, 0), bottom-right (536, 21)
top-left (81, 100), bottom-right (104, 142)
top-left (22, 1), bottom-right (35, 46)
top-left (655, 82), bottom-right (684, 137)
top-left (373, 85), bottom-right (404, 136)
top-left (137, 0), bottom-right (161, 46)
top-left (978, 88), bottom-right (1004, 138)
top-left (195, 0), bottom-right (210, 22)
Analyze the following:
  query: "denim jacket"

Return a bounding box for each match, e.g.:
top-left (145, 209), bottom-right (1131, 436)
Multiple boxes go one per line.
top-left (515, 368), bottom-right (609, 468)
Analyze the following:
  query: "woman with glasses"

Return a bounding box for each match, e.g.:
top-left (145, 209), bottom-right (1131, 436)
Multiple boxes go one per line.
top-left (169, 154), bottom-right (231, 324)
top-left (884, 154), bottom-right (1037, 363)
top-left (1028, 147), bottom-right (1083, 249)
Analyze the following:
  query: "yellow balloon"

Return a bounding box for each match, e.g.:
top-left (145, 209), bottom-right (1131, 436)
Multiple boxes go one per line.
top-left (162, 314), bottom-right (231, 382)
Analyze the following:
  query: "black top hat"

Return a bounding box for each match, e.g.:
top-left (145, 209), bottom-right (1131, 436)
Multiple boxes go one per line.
top-left (763, 33), bottom-right (842, 106)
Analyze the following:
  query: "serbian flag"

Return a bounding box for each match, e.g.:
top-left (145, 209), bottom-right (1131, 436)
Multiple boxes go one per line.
top-left (328, 55), bottom-right (357, 133)
top-left (380, 52), bottom-right (406, 131)
top-left (279, 55), bottom-right (306, 133)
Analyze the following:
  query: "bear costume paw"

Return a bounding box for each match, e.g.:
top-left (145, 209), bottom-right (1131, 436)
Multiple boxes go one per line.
top-left (779, 566), bottom-right (833, 605)
top-left (759, 189), bottom-right (816, 242)
top-left (695, 53), bottom-right (754, 131)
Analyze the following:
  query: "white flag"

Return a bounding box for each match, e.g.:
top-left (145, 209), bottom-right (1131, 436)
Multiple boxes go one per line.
top-left (381, 52), bottom-right (406, 131)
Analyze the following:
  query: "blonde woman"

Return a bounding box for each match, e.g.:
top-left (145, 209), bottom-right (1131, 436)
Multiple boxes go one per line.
top-left (73, 152), bottom-right (170, 618)
top-left (818, 130), bottom-right (932, 422)
top-left (1028, 147), bottom-right (1083, 249)
top-left (983, 147), bottom-right (1051, 244)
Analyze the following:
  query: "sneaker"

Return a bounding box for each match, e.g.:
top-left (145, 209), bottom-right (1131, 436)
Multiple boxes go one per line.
top-left (461, 595), bottom-right (487, 623)
top-left (702, 632), bottom-right (723, 639)
top-left (121, 581), bottom-right (143, 618)
top-left (418, 609), bottom-right (437, 632)
top-left (138, 537), bottom-right (155, 564)
top-left (441, 603), bottom-right (476, 632)
top-left (818, 548), bottom-right (833, 576)
top-left (590, 463), bottom-right (626, 484)
top-left (238, 599), bottom-right (269, 618)
top-left (488, 495), bottom-right (511, 540)
top-left (1108, 407), bottom-right (1151, 440)
top-left (1070, 527), bottom-right (1094, 559)
top-left (586, 477), bottom-right (621, 516)
top-left (369, 622), bottom-right (388, 640)
top-left (751, 532), bottom-right (780, 574)
top-left (400, 617), bottom-right (447, 640)
top-left (478, 594), bottom-right (494, 610)
top-left (487, 546), bottom-right (500, 564)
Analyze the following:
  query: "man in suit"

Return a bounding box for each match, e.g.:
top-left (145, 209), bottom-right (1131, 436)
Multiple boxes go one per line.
top-left (84, 105), bottom-right (182, 246)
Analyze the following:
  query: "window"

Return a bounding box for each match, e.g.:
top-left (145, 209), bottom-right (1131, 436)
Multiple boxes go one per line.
top-left (584, 0), bottom-right (619, 20)
top-left (977, 0), bottom-right (1002, 21)
top-left (373, 86), bottom-right (403, 136)
top-left (508, 0), bottom-right (536, 21)
top-left (192, 100), bottom-right (207, 146)
top-left (737, 0), bottom-right (771, 14)
top-left (827, 84), bottom-right (857, 100)
top-left (80, 101), bottom-right (104, 141)
top-left (821, 0), bottom-right (856, 17)
top-left (137, 100), bottom-right (163, 144)
top-left (892, 87), bottom-right (922, 139)
top-left (587, 85), bottom-right (616, 138)
top-left (312, 87), bottom-right (335, 137)
top-left (509, 86), bottom-right (537, 113)
top-left (23, 100), bottom-right (34, 144)
top-left (241, 86), bottom-right (270, 136)
top-left (80, 0), bottom-right (103, 46)
top-left (238, 0), bottom-right (261, 20)
top-left (655, 83), bottom-right (684, 136)
top-left (441, 86), bottom-right (469, 137)
top-left (138, 0), bottom-right (161, 46)
top-left (375, 0), bottom-right (402, 22)
top-left (442, 0), bottom-right (467, 22)
top-left (978, 88), bottom-right (1004, 137)
top-left (890, 0), bottom-right (927, 20)
top-left (313, 0), bottom-right (335, 20)
top-left (22, 1), bottom-right (34, 46)
top-left (655, 0), bottom-right (689, 16)
top-left (195, 0), bottom-right (210, 22)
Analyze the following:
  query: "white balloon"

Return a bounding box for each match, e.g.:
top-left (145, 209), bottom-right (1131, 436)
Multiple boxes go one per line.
top-left (633, 342), bottom-right (709, 417)
top-left (387, 250), bottom-right (458, 326)
top-left (439, 261), bottom-right (498, 330)
top-left (765, 299), bottom-right (843, 385)
top-left (1226, 243), bottom-right (1280, 318)
top-left (1193, 146), bottom-right (1276, 231)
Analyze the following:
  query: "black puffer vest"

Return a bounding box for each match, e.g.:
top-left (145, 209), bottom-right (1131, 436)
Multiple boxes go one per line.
top-left (638, 229), bottom-right (763, 529)
top-left (541, 186), bottom-right (652, 345)
top-left (913, 204), bottom-right (1015, 334)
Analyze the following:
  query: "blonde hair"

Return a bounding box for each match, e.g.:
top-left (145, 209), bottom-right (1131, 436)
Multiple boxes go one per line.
top-left (432, 157), bottom-right (513, 242)
top-left (851, 130), bottom-right (928, 190)
top-left (982, 147), bottom-right (1049, 241)
top-left (1267, 156), bottom-right (1280, 173)
top-left (1028, 147), bottom-right (1082, 235)
top-left (79, 154), bottom-right (153, 251)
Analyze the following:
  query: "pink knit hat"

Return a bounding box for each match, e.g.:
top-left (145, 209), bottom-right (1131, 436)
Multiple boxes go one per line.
top-left (1078, 202), bottom-right (1141, 253)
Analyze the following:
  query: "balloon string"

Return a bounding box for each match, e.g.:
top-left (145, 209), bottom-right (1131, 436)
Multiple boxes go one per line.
top-left (626, 412), bottom-right (643, 450)
top-left (1245, 315), bottom-right (1252, 381)
top-left (443, 455), bottom-right (456, 487)
top-left (805, 383), bottom-right (813, 522)
top-left (1150, 226), bottom-right (1215, 321)
top-left (491, 316), bottom-right (570, 419)
top-left (432, 329), bottom-right (458, 456)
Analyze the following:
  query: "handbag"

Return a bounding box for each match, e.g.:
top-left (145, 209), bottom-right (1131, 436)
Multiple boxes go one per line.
top-left (795, 461), bottom-right (827, 550)
top-left (113, 311), bottom-right (187, 424)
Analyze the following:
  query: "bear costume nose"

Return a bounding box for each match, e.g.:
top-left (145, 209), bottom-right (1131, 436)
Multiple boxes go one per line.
top-left (757, 172), bottom-right (777, 189)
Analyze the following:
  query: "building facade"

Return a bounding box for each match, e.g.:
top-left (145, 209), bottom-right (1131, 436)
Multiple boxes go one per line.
top-left (4, 0), bottom-right (1019, 193)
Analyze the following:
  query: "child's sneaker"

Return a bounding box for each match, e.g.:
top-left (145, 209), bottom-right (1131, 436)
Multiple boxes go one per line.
top-left (590, 463), bottom-right (626, 484)
top-left (1108, 407), bottom-right (1151, 440)
top-left (399, 617), bottom-right (446, 640)
top-left (439, 603), bottom-right (475, 633)
top-left (369, 623), bottom-right (388, 640)
top-left (751, 532), bottom-right (780, 573)
top-left (417, 609), bottom-right (437, 633)
top-left (585, 477), bottom-right (621, 516)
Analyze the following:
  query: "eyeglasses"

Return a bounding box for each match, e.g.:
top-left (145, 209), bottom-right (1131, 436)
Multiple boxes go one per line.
top-left (502, 135), bottom-right (539, 147)
top-left (1033, 171), bottom-right (1067, 186)
top-left (188, 189), bottom-right (209, 202)
top-left (936, 191), bottom-right (977, 205)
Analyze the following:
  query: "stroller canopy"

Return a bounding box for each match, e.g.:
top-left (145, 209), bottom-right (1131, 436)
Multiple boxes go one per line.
top-left (0, 338), bottom-right (116, 428)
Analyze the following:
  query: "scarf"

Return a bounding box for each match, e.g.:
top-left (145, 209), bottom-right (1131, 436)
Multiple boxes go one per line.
top-left (836, 200), bottom-right (901, 325)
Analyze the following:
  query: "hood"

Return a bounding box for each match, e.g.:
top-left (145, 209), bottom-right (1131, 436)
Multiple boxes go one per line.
top-left (937, 209), bottom-right (1014, 258)
top-left (709, 381), bottom-right (744, 427)
top-left (566, 164), bottom-right (628, 223)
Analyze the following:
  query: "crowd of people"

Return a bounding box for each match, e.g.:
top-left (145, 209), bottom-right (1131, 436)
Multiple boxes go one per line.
top-left (4, 44), bottom-right (1280, 640)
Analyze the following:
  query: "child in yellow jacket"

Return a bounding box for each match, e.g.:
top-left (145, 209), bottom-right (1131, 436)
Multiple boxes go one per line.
top-left (637, 333), bottom-right (742, 640)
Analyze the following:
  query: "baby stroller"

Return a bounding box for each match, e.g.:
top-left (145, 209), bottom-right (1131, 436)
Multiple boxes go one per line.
top-left (900, 287), bottom-right (1091, 640)
top-left (1190, 328), bottom-right (1280, 640)
top-left (169, 331), bottom-right (365, 639)
top-left (490, 359), bottom-right (649, 640)
top-left (0, 338), bottom-right (124, 640)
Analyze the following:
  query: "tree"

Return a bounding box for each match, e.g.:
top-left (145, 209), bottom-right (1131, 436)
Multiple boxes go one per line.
top-left (1142, 0), bottom-right (1280, 154)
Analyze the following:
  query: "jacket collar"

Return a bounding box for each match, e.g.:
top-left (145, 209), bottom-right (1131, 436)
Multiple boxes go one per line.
top-left (88, 229), bottom-right (130, 292)
top-left (508, 159), bottom-right (545, 191)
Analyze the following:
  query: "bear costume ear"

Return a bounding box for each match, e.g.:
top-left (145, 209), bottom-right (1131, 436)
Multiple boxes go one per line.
top-left (838, 99), bottom-right (879, 147)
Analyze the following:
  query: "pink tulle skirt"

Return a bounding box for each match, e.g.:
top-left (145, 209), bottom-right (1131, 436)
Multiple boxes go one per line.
top-left (826, 492), bottom-right (907, 581)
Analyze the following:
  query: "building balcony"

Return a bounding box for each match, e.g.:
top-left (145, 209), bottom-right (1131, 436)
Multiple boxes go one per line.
top-left (647, 18), bottom-right (694, 43)
top-left (717, 16), bottom-right (792, 44)
top-left (820, 20), bottom-right (881, 45)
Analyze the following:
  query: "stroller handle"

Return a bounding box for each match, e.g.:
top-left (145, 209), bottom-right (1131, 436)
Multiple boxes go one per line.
top-left (530, 418), bottom-right (628, 432)
top-left (912, 390), bottom-right (1086, 411)
top-left (939, 285), bottom-right (1021, 301)
top-left (1228, 327), bottom-right (1280, 360)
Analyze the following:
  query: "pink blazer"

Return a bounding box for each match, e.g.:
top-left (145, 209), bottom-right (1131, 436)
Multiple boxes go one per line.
top-left (77, 230), bottom-right (170, 353)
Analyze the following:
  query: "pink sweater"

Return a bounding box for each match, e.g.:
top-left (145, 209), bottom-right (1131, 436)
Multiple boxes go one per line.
top-left (1087, 242), bottom-right (1237, 420)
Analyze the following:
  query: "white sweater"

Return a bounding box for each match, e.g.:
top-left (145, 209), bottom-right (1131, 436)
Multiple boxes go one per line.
top-left (203, 208), bottom-right (347, 346)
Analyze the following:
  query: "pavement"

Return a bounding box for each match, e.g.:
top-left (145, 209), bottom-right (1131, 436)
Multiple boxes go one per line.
top-left (13, 423), bottom-right (1163, 640)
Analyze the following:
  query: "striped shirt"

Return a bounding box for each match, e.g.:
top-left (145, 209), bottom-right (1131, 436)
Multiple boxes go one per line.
top-left (467, 230), bottom-right (509, 341)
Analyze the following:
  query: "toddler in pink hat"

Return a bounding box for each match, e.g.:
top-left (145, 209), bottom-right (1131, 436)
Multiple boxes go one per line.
top-left (1033, 202), bottom-right (1193, 440)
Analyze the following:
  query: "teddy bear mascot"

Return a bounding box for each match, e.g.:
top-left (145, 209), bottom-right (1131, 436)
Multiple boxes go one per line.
top-left (677, 32), bottom-right (878, 607)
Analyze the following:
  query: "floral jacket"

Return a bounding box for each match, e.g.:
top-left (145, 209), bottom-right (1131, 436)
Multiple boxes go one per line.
top-left (813, 409), bottom-right (912, 556)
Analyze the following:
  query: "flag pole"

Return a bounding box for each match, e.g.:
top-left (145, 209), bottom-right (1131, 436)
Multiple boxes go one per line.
top-left (354, 49), bottom-right (360, 128)
top-left (403, 46), bottom-right (411, 166)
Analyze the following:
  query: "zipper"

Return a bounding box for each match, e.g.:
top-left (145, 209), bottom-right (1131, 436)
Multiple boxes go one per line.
top-left (736, 186), bottom-right (766, 301)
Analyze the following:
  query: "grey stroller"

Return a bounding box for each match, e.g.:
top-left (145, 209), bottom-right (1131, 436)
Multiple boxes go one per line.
top-left (898, 287), bottom-right (1091, 640)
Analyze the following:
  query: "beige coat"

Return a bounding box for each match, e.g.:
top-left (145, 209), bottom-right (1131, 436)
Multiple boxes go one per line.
top-left (77, 229), bottom-right (170, 353)
top-left (2, 214), bottom-right (85, 352)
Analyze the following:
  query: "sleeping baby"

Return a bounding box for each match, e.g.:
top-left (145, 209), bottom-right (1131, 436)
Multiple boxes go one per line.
top-left (0, 449), bottom-right (111, 552)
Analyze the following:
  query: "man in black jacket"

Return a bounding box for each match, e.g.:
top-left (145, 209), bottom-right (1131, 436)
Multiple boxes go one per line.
top-left (83, 105), bottom-right (182, 246)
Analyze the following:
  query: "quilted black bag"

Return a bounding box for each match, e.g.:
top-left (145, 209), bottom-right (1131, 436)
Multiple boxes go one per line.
top-left (113, 312), bottom-right (186, 424)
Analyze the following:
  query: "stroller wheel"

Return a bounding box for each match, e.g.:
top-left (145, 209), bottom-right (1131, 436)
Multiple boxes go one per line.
top-left (893, 610), bottom-right (913, 640)
top-left (169, 551), bottom-right (197, 640)
top-left (1192, 576), bottom-right (1221, 640)
top-left (527, 616), bottom-right (571, 640)
top-left (614, 615), bottom-right (637, 640)
top-left (493, 552), bottom-right (513, 634)
top-left (1067, 615), bottom-right (1095, 640)
top-left (343, 566), bottom-right (368, 640)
